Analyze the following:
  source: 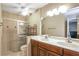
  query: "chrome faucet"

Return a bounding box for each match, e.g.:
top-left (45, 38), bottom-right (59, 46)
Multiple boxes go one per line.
top-left (67, 34), bottom-right (72, 43)
top-left (44, 35), bottom-right (48, 39)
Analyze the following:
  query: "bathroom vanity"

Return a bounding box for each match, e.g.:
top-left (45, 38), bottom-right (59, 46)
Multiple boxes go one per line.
top-left (31, 36), bottom-right (79, 56)
top-left (31, 39), bottom-right (62, 56)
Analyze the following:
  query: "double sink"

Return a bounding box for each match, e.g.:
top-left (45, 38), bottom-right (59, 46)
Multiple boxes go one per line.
top-left (39, 36), bottom-right (79, 51)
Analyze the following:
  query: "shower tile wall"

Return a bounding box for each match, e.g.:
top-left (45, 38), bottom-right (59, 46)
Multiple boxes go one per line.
top-left (2, 19), bottom-right (27, 55)
top-left (2, 19), bottom-right (18, 55)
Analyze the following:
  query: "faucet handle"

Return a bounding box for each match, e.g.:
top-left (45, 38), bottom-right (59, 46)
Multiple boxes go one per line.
top-left (67, 38), bottom-right (72, 43)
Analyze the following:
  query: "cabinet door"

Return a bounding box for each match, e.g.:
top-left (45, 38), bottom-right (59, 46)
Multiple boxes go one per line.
top-left (38, 47), bottom-right (59, 56)
top-left (38, 47), bottom-right (47, 56)
top-left (38, 41), bottom-right (62, 55)
top-left (64, 49), bottom-right (79, 56)
top-left (31, 40), bottom-right (38, 56)
top-left (31, 45), bottom-right (38, 56)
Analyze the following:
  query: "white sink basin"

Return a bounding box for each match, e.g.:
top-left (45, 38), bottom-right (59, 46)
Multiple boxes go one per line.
top-left (41, 38), bottom-right (60, 42)
top-left (57, 42), bottom-right (79, 48)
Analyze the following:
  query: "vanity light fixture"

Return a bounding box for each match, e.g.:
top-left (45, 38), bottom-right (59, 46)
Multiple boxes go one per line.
top-left (19, 22), bottom-right (24, 26)
top-left (46, 10), bottom-right (54, 16)
top-left (21, 7), bottom-right (29, 16)
top-left (58, 5), bottom-right (68, 14)
top-left (52, 8), bottom-right (59, 15)
top-left (21, 11), bottom-right (29, 16)
top-left (47, 8), bottom-right (59, 17)
top-left (46, 5), bottom-right (69, 17)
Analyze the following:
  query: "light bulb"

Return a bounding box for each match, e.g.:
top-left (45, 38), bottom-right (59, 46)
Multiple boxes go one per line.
top-left (47, 10), bottom-right (54, 16)
top-left (21, 7), bottom-right (29, 16)
top-left (52, 8), bottom-right (59, 15)
top-left (58, 5), bottom-right (68, 14)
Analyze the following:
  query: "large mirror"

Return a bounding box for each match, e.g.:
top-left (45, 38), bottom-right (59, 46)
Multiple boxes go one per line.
top-left (41, 6), bottom-right (79, 39)
top-left (66, 7), bottom-right (79, 39)
top-left (41, 14), bottom-right (65, 37)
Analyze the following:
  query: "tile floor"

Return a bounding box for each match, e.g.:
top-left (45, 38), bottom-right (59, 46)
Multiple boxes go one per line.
top-left (7, 51), bottom-right (26, 56)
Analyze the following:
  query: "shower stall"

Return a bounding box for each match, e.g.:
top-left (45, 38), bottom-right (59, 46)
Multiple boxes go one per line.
top-left (2, 19), bottom-right (27, 55)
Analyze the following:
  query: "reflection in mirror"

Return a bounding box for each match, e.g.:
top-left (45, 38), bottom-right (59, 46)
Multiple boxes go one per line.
top-left (41, 6), bottom-right (79, 39)
top-left (77, 15), bottom-right (79, 39)
top-left (69, 19), bottom-right (77, 38)
top-left (41, 14), bottom-right (65, 37)
top-left (66, 7), bottom-right (79, 39)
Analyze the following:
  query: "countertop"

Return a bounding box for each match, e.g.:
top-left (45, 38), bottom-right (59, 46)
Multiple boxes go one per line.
top-left (28, 35), bottom-right (79, 52)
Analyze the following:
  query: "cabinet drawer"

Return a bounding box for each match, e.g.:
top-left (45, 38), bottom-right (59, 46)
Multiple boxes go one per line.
top-left (38, 41), bottom-right (63, 55)
top-left (64, 49), bottom-right (79, 56)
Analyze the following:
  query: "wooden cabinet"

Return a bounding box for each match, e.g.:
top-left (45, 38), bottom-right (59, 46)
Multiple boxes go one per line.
top-left (31, 40), bottom-right (62, 56)
top-left (38, 46), bottom-right (59, 56)
top-left (31, 39), bottom-right (79, 56)
top-left (63, 49), bottom-right (79, 56)
top-left (31, 40), bottom-right (38, 56)
top-left (38, 41), bottom-right (62, 55)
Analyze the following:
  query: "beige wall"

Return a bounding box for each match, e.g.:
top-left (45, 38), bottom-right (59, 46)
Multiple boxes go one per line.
top-left (42, 14), bottom-right (65, 37)
top-left (28, 10), bottom-right (41, 35)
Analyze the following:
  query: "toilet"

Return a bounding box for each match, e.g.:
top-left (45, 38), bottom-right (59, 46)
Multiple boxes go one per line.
top-left (20, 36), bottom-right (31, 56)
top-left (20, 45), bottom-right (27, 56)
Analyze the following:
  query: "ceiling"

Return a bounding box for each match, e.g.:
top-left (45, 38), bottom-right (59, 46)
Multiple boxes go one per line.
top-left (2, 3), bottom-right (48, 15)
top-left (2, 3), bottom-right (79, 16)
